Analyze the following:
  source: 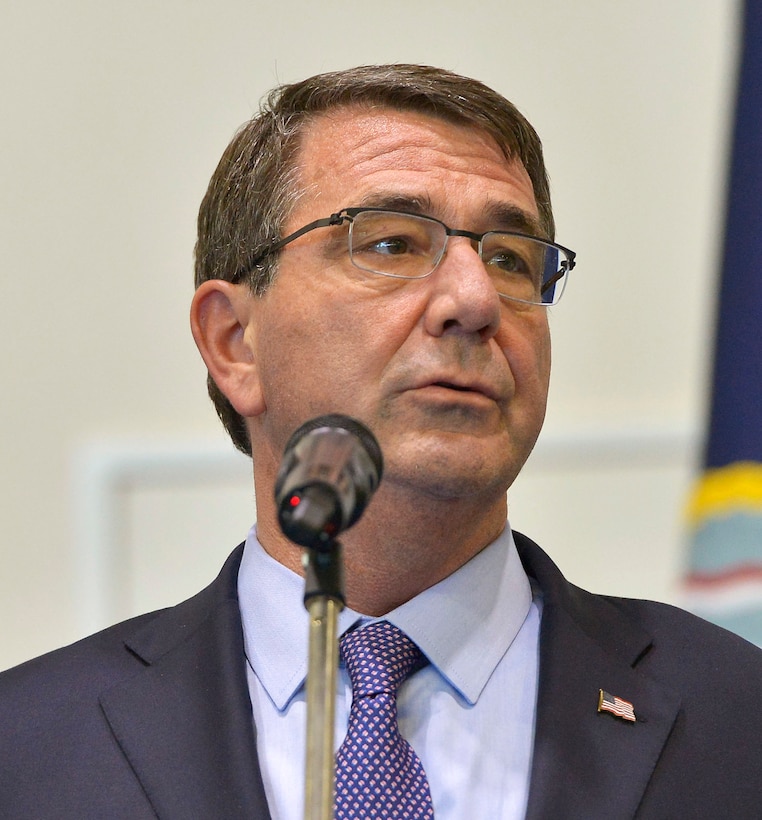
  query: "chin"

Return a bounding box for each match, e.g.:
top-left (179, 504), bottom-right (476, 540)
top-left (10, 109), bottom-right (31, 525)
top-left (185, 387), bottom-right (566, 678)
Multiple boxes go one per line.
top-left (387, 447), bottom-right (520, 502)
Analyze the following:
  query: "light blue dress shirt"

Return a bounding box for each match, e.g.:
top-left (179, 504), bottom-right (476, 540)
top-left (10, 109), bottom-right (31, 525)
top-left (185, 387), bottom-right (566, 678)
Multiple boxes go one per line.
top-left (237, 523), bottom-right (541, 819)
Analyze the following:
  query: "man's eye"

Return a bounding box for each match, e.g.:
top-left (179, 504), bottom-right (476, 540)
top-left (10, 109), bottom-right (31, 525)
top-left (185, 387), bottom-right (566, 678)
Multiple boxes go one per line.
top-left (368, 236), bottom-right (411, 255)
top-left (486, 250), bottom-right (528, 273)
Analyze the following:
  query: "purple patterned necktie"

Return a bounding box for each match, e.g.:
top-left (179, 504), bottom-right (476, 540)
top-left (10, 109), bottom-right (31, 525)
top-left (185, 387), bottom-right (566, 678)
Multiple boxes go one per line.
top-left (334, 621), bottom-right (435, 819)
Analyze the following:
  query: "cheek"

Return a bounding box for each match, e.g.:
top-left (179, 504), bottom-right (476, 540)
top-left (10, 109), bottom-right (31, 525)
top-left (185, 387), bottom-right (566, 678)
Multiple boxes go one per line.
top-left (499, 312), bottom-right (551, 390)
top-left (535, 331), bottom-right (552, 390)
top-left (255, 262), bottom-right (429, 424)
top-left (258, 291), bottom-right (402, 406)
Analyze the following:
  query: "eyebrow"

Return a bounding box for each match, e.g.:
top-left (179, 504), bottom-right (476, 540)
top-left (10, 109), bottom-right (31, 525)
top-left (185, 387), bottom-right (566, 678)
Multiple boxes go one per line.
top-left (356, 192), bottom-right (434, 215)
top-left (482, 202), bottom-right (544, 238)
top-left (352, 193), bottom-right (543, 238)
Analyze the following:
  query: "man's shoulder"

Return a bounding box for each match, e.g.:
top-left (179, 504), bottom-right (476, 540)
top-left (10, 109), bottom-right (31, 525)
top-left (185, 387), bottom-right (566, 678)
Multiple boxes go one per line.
top-left (601, 592), bottom-right (762, 686)
top-left (602, 589), bottom-right (756, 643)
top-left (568, 565), bottom-right (762, 673)
top-left (0, 609), bottom-right (164, 698)
top-left (0, 542), bottom-right (245, 706)
top-left (514, 529), bottom-right (762, 683)
top-left (513, 533), bottom-right (762, 814)
top-left (0, 543), bottom-right (257, 818)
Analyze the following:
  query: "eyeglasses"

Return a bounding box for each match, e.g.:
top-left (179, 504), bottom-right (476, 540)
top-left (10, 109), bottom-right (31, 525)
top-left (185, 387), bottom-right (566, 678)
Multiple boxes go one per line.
top-left (234, 207), bottom-right (576, 306)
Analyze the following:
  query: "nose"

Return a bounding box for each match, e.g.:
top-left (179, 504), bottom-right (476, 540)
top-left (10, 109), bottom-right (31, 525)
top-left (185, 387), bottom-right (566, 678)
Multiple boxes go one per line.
top-left (422, 237), bottom-right (501, 341)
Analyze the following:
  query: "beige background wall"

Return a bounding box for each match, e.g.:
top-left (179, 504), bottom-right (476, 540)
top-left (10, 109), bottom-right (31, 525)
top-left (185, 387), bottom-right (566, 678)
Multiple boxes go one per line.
top-left (0, 1), bottom-right (740, 670)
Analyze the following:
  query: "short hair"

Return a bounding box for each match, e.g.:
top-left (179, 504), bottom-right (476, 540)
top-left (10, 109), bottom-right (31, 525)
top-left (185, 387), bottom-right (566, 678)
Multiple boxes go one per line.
top-left (194, 64), bottom-right (555, 455)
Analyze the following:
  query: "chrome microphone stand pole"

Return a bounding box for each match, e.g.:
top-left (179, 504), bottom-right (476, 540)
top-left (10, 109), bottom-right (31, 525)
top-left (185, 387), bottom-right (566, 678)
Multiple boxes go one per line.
top-left (302, 541), bottom-right (344, 820)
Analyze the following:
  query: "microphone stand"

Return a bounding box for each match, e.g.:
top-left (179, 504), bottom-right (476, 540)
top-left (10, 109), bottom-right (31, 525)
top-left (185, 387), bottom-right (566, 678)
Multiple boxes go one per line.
top-left (302, 540), bottom-right (345, 820)
top-left (274, 415), bottom-right (382, 818)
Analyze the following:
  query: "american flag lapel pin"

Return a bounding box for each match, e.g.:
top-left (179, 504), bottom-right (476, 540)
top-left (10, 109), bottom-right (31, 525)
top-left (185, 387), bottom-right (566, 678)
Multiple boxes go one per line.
top-left (598, 689), bottom-right (636, 723)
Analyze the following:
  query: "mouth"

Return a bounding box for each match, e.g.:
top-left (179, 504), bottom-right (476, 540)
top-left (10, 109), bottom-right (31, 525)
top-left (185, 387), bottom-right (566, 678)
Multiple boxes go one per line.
top-left (424, 379), bottom-right (499, 401)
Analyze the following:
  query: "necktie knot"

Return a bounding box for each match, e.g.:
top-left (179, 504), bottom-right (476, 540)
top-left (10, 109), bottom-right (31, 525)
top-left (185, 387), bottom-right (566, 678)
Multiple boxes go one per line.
top-left (340, 621), bottom-right (424, 699)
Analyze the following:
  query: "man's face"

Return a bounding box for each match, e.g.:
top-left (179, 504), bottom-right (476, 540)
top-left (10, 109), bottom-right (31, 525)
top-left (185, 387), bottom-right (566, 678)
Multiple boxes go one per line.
top-left (246, 107), bottom-right (551, 504)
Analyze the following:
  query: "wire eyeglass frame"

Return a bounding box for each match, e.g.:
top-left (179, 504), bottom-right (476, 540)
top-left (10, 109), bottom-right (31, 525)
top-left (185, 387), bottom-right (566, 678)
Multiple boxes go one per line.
top-left (232, 206), bottom-right (577, 306)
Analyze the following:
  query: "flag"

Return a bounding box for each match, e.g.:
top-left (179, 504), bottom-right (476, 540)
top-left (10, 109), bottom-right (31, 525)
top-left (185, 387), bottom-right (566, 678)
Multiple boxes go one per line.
top-left (597, 690), bottom-right (636, 723)
top-left (684, 1), bottom-right (762, 646)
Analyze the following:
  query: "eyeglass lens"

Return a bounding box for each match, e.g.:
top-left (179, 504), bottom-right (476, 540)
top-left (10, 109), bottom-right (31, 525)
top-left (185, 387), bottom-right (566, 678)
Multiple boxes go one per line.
top-left (347, 210), bottom-right (567, 305)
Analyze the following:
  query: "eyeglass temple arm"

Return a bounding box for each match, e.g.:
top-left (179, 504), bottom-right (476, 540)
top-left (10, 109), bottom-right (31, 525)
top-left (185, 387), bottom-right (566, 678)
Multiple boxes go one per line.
top-left (232, 212), bottom-right (349, 283)
top-left (540, 261), bottom-right (572, 296)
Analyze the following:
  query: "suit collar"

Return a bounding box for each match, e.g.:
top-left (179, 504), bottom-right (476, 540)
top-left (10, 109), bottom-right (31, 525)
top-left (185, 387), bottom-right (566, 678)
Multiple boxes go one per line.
top-left (515, 532), bottom-right (681, 819)
top-left (99, 545), bottom-right (271, 819)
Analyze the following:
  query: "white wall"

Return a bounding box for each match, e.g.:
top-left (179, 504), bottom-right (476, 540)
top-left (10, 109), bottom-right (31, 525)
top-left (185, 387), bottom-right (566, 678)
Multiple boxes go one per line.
top-left (0, 0), bottom-right (740, 670)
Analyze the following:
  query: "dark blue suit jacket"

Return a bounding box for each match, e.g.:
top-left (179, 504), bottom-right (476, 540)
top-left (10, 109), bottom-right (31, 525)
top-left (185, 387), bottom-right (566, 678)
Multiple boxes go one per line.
top-left (2, 533), bottom-right (762, 818)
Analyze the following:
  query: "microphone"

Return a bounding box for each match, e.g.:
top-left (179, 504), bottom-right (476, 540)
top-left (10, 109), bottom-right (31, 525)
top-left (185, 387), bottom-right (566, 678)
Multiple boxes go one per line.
top-left (275, 414), bottom-right (383, 550)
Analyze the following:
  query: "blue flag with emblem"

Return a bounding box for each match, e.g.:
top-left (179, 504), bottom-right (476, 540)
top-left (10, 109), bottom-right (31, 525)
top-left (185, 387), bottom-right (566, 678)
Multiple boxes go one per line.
top-left (684, 1), bottom-right (762, 646)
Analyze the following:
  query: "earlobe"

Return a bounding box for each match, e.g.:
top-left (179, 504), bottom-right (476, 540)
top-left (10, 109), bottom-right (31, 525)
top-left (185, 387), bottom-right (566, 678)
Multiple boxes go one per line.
top-left (190, 280), bottom-right (266, 417)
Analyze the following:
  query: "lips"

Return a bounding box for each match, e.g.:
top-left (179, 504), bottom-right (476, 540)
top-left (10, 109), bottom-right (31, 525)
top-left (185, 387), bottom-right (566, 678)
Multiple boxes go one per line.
top-left (423, 378), bottom-right (501, 401)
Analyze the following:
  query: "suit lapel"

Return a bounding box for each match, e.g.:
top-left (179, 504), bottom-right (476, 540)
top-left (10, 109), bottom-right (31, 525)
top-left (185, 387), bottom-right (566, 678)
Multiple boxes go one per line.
top-left (99, 546), bottom-right (272, 819)
top-left (515, 533), bottom-right (681, 820)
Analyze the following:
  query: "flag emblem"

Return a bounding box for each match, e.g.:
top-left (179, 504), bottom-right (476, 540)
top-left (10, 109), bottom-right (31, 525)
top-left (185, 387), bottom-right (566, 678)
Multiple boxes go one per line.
top-left (598, 689), bottom-right (636, 722)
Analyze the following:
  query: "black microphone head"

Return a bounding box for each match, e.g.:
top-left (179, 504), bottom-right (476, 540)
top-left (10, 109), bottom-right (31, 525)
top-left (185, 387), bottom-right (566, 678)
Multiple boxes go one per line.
top-left (282, 414), bottom-right (383, 477)
top-left (275, 414), bottom-right (383, 550)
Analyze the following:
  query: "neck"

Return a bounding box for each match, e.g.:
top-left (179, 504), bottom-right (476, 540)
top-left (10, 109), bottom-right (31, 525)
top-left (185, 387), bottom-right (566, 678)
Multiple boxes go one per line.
top-left (254, 476), bottom-right (508, 616)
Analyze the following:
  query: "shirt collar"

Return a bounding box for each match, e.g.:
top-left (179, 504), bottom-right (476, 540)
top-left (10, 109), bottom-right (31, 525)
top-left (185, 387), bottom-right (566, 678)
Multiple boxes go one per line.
top-left (238, 523), bottom-right (532, 710)
top-left (384, 526), bottom-right (532, 704)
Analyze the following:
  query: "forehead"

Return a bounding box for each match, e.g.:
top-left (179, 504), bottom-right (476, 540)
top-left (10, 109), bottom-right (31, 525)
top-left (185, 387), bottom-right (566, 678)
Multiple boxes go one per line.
top-left (290, 106), bottom-right (540, 231)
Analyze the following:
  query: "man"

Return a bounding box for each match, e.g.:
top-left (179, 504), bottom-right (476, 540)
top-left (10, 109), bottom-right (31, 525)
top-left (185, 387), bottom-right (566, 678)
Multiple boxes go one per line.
top-left (2, 64), bottom-right (762, 819)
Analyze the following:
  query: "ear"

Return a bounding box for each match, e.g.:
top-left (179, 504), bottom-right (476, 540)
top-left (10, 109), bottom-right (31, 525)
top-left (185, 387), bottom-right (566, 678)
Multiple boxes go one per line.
top-left (190, 280), bottom-right (265, 418)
